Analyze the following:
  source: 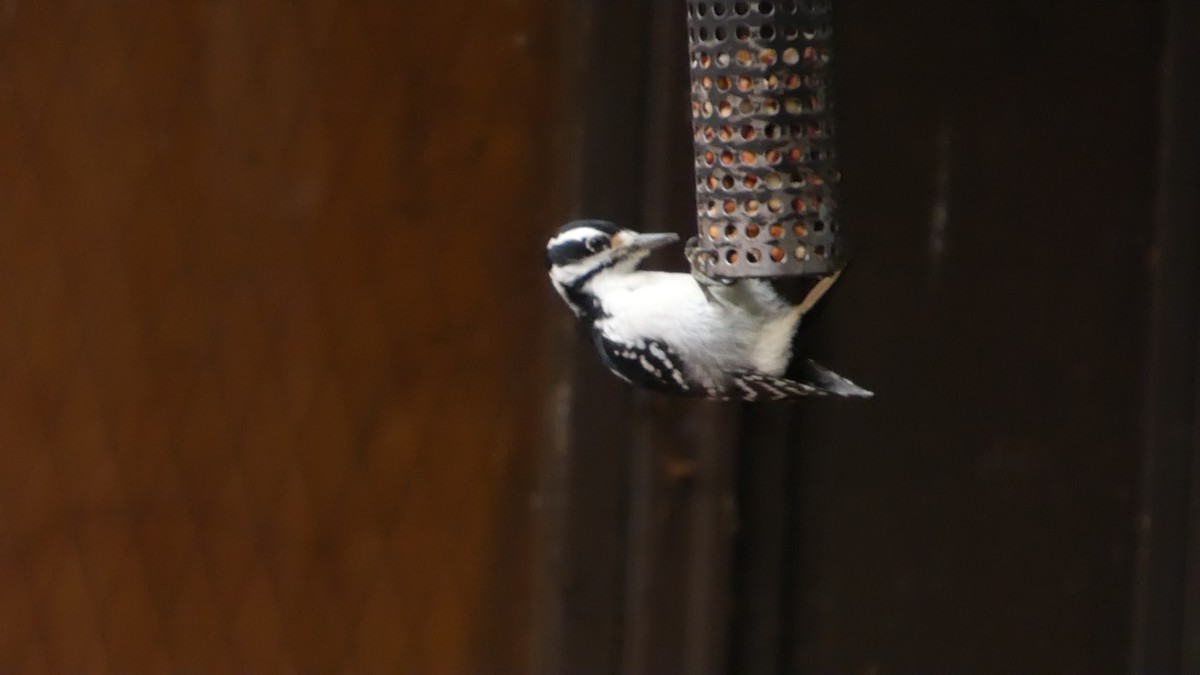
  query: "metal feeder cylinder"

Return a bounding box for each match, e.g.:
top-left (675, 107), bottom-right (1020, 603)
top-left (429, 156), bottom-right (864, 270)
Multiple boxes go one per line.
top-left (688, 0), bottom-right (841, 279)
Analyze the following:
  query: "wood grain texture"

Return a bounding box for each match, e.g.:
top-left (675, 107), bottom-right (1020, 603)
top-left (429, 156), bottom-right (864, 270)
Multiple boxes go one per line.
top-left (0, 1), bottom-right (558, 672)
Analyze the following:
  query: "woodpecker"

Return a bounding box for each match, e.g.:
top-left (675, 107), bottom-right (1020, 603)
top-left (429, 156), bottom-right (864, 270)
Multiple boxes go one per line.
top-left (546, 219), bottom-right (872, 401)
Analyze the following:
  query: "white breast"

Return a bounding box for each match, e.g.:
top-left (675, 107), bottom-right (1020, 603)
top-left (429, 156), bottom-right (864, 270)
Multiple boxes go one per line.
top-left (590, 272), bottom-right (802, 386)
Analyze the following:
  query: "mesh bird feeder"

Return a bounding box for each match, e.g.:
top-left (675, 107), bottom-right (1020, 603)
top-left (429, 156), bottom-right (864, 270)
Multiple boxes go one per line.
top-left (688, 0), bottom-right (841, 279)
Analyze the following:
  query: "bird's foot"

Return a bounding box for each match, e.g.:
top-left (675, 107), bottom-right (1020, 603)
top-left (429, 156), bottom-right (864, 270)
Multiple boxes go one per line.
top-left (684, 236), bottom-right (734, 292)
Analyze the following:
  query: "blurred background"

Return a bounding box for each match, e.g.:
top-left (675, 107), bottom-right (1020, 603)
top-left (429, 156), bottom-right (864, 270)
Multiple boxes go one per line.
top-left (1, 0), bottom-right (1197, 674)
top-left (0, 1), bottom-right (551, 672)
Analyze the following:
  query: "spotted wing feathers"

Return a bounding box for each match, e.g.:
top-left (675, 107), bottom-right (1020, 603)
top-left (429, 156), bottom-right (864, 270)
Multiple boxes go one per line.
top-left (722, 362), bottom-right (873, 402)
top-left (595, 336), bottom-right (705, 396)
top-left (594, 338), bottom-right (873, 402)
top-left (722, 372), bottom-right (821, 402)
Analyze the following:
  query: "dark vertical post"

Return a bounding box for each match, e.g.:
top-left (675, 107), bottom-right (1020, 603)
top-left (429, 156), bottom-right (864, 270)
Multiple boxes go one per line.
top-left (536, 0), bottom-right (650, 672)
top-left (621, 1), bottom-right (741, 673)
top-left (1132, 0), bottom-right (1200, 672)
top-left (538, 2), bottom-right (741, 674)
top-left (726, 410), bottom-right (797, 673)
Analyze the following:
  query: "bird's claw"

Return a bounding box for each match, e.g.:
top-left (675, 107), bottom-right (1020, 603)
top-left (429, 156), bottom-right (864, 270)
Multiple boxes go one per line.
top-left (684, 236), bottom-right (735, 303)
top-left (684, 236), bottom-right (733, 290)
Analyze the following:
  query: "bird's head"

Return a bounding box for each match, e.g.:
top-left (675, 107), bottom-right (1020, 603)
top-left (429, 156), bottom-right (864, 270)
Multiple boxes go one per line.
top-left (545, 220), bottom-right (680, 320)
top-left (546, 220), bottom-right (679, 293)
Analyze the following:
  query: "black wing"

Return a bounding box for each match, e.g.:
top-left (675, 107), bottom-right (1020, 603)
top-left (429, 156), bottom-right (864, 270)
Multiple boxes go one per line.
top-left (722, 372), bottom-right (822, 402)
top-left (722, 365), bottom-right (873, 402)
top-left (592, 337), bottom-right (872, 402)
top-left (594, 335), bottom-right (710, 397)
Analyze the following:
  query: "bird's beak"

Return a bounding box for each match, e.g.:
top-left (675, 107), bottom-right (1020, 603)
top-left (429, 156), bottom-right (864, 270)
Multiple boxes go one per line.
top-left (614, 231), bottom-right (680, 253)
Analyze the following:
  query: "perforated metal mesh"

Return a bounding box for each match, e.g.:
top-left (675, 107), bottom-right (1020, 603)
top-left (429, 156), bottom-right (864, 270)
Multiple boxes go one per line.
top-left (688, 0), bottom-right (841, 278)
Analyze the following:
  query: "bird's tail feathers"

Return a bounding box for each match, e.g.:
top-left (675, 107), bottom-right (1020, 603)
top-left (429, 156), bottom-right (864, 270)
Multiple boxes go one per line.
top-left (792, 358), bottom-right (873, 398)
top-left (796, 267), bottom-right (843, 316)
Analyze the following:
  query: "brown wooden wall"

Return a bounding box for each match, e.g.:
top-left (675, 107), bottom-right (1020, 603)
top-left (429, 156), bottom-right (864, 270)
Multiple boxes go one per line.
top-left (0, 2), bottom-right (557, 672)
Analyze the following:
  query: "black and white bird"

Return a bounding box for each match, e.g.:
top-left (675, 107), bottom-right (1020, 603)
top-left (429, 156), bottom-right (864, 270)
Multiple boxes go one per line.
top-left (545, 219), bottom-right (872, 402)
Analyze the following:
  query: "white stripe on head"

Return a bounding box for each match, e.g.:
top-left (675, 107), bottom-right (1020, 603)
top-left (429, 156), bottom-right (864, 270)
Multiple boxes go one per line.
top-left (546, 225), bottom-right (621, 272)
top-left (547, 226), bottom-right (610, 249)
